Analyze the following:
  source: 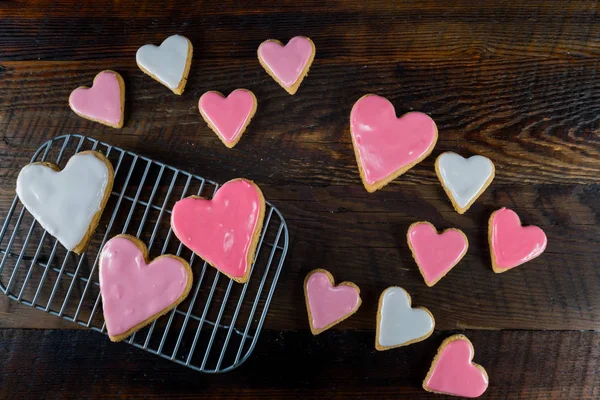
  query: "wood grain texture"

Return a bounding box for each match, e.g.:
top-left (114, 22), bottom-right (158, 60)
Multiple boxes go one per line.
top-left (1, 0), bottom-right (599, 398)
top-left (1, 329), bottom-right (598, 399)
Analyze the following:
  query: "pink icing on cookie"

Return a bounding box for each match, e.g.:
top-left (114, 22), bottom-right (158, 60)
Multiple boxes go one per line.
top-left (171, 179), bottom-right (263, 280)
top-left (99, 236), bottom-right (190, 337)
top-left (350, 95), bottom-right (437, 186)
top-left (425, 338), bottom-right (488, 398)
top-left (258, 36), bottom-right (314, 87)
top-left (490, 208), bottom-right (547, 271)
top-left (305, 271), bottom-right (360, 330)
top-left (199, 89), bottom-right (256, 144)
top-left (408, 222), bottom-right (468, 286)
top-left (69, 71), bottom-right (123, 126)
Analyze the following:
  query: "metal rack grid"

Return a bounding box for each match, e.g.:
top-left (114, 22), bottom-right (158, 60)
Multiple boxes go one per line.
top-left (0, 134), bottom-right (289, 373)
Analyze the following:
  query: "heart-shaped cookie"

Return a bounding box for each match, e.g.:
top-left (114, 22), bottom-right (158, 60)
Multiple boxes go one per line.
top-left (423, 334), bottom-right (489, 398)
top-left (99, 234), bottom-right (193, 342)
top-left (407, 222), bottom-right (468, 287)
top-left (136, 34), bottom-right (193, 95)
top-left (375, 287), bottom-right (435, 351)
top-left (435, 152), bottom-right (495, 214)
top-left (15, 151), bottom-right (114, 254)
top-left (198, 89), bottom-right (257, 148)
top-left (257, 36), bottom-right (315, 95)
top-left (68, 70), bottom-right (125, 128)
top-left (304, 269), bottom-right (362, 335)
top-left (489, 208), bottom-right (547, 273)
top-left (171, 179), bottom-right (265, 283)
top-left (350, 94), bottom-right (438, 192)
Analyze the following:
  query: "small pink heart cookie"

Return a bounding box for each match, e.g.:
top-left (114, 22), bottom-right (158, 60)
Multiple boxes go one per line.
top-left (171, 178), bottom-right (265, 283)
top-left (99, 234), bottom-right (193, 342)
top-left (350, 94), bottom-right (438, 192)
top-left (423, 334), bottom-right (489, 398)
top-left (489, 207), bottom-right (547, 273)
top-left (69, 70), bottom-right (125, 128)
top-left (257, 36), bottom-right (315, 95)
top-left (198, 89), bottom-right (257, 148)
top-left (304, 269), bottom-right (361, 335)
top-left (407, 221), bottom-right (468, 287)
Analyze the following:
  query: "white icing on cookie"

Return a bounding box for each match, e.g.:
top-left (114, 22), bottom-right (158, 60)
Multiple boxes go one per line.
top-left (377, 287), bottom-right (434, 348)
top-left (16, 153), bottom-right (110, 251)
top-left (136, 35), bottom-right (191, 90)
top-left (436, 152), bottom-right (494, 209)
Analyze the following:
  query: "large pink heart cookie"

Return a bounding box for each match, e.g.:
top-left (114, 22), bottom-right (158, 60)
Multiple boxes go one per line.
top-left (257, 36), bottom-right (315, 95)
top-left (99, 235), bottom-right (193, 342)
top-left (407, 221), bottom-right (468, 287)
top-left (198, 89), bottom-right (257, 148)
top-left (423, 334), bottom-right (489, 398)
top-left (350, 94), bottom-right (438, 192)
top-left (171, 179), bottom-right (265, 283)
top-left (69, 70), bottom-right (125, 128)
top-left (304, 269), bottom-right (361, 335)
top-left (489, 207), bottom-right (547, 273)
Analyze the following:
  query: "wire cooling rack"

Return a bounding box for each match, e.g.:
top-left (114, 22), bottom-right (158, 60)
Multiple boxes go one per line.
top-left (0, 134), bottom-right (289, 373)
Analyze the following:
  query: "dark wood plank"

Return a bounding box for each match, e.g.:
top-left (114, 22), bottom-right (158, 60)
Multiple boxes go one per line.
top-left (2, 56), bottom-right (600, 185)
top-left (2, 1), bottom-right (600, 61)
top-left (1, 181), bottom-right (599, 331)
top-left (1, 329), bottom-right (598, 399)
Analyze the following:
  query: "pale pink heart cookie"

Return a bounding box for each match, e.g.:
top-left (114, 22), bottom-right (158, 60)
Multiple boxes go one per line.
top-left (423, 334), bottom-right (489, 398)
top-left (68, 70), bottom-right (125, 128)
top-left (304, 269), bottom-right (361, 335)
top-left (489, 207), bottom-right (547, 273)
top-left (171, 178), bottom-right (265, 283)
top-left (198, 89), bottom-right (257, 148)
top-left (350, 94), bottom-right (438, 192)
top-left (407, 222), bottom-right (468, 287)
top-left (257, 36), bottom-right (315, 95)
top-left (99, 234), bottom-right (193, 342)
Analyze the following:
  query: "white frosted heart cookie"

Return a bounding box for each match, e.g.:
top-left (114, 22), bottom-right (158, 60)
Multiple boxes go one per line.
top-left (435, 152), bottom-right (495, 214)
top-left (15, 151), bottom-right (114, 254)
top-left (136, 34), bottom-right (193, 95)
top-left (375, 286), bottom-right (435, 351)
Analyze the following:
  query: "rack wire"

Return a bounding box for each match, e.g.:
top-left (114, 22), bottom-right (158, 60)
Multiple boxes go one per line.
top-left (0, 134), bottom-right (289, 373)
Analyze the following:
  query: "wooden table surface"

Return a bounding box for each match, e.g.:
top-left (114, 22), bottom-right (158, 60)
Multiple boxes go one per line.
top-left (1, 1), bottom-right (599, 398)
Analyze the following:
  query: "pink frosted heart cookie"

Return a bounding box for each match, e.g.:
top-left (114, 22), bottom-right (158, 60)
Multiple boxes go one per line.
top-left (350, 94), bottom-right (438, 192)
top-left (68, 70), bottom-right (125, 128)
top-left (304, 269), bottom-right (361, 335)
top-left (423, 334), bottom-right (489, 398)
top-left (257, 36), bottom-right (315, 95)
top-left (407, 222), bottom-right (468, 287)
top-left (198, 89), bottom-right (257, 148)
top-left (489, 207), bottom-right (547, 273)
top-left (171, 179), bottom-right (265, 283)
top-left (99, 234), bottom-right (193, 342)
